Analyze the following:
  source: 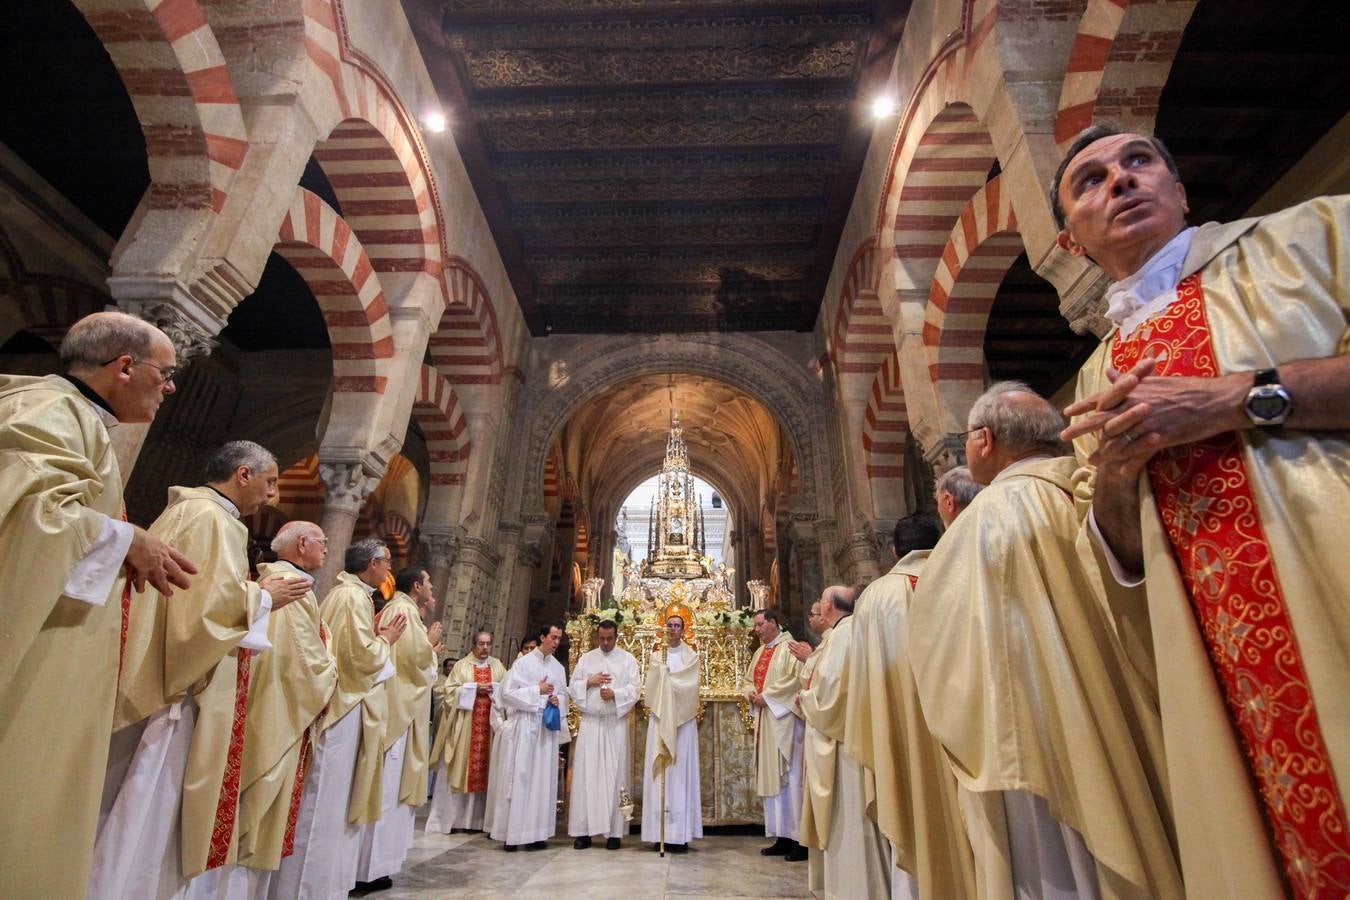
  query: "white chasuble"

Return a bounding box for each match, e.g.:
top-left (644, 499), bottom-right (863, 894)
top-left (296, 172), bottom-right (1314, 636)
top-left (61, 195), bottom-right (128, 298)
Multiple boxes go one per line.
top-left (567, 645), bottom-right (641, 838)
top-left (640, 642), bottom-right (702, 845)
top-left (489, 648), bottom-right (570, 845)
top-left (0, 376), bottom-right (129, 900)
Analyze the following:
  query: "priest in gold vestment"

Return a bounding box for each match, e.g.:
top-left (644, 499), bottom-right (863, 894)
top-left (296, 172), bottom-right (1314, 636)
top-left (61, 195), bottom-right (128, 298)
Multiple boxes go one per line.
top-left (845, 512), bottom-right (976, 900)
top-left (353, 566), bottom-right (443, 890)
top-left (0, 312), bottom-right (192, 900)
top-left (90, 441), bottom-right (308, 899)
top-left (910, 384), bottom-right (1180, 900)
top-left (428, 630), bottom-right (507, 833)
top-left (193, 521), bottom-right (338, 899)
top-left (799, 584), bottom-right (890, 899)
top-left (742, 608), bottom-right (805, 861)
top-left (1056, 125), bottom-right (1350, 897)
top-left (270, 539), bottom-right (406, 900)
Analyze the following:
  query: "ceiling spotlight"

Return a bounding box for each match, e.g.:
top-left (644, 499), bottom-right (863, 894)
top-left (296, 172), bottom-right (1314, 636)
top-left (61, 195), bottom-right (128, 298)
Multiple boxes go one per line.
top-left (424, 111), bottom-right (448, 133)
top-left (872, 96), bottom-right (896, 119)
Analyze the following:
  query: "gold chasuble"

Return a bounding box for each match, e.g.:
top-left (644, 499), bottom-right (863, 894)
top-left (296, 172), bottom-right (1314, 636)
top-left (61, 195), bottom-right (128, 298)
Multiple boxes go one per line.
top-left (117, 485), bottom-right (270, 878)
top-left (909, 457), bottom-right (1180, 900)
top-left (320, 571), bottom-right (393, 824)
top-left (845, 552), bottom-right (976, 900)
top-left (798, 616), bottom-right (852, 850)
top-left (233, 560), bottom-right (337, 870)
top-left (1073, 196), bottom-right (1350, 899)
top-left (432, 655), bottom-right (507, 793)
top-left (0, 376), bottom-right (127, 899)
top-left (379, 591), bottom-right (438, 805)
top-left (741, 633), bottom-right (803, 798)
top-left (646, 646), bottom-right (701, 777)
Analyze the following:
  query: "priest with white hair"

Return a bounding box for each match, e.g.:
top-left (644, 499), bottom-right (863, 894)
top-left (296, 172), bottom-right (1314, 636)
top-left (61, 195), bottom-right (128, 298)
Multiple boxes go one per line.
top-left (489, 624), bottom-right (570, 851)
top-left (568, 618), bottom-right (641, 850)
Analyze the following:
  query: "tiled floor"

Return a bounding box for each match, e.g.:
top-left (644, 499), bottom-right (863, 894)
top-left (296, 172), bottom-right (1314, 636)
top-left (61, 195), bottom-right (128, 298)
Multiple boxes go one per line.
top-left (373, 820), bottom-right (815, 899)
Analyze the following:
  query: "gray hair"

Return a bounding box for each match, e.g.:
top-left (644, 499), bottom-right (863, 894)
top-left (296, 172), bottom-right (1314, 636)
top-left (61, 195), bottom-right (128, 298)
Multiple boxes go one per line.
top-left (60, 311), bottom-right (164, 370)
top-left (968, 381), bottom-right (1065, 456)
top-left (935, 465), bottom-right (982, 508)
top-left (203, 440), bottom-right (277, 484)
top-left (271, 520), bottom-right (323, 554)
top-left (345, 538), bottom-right (389, 574)
top-left (1051, 123), bottom-right (1181, 229)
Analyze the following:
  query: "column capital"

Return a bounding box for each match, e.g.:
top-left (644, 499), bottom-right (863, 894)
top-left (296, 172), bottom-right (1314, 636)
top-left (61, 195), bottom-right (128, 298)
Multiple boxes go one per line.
top-left (517, 541), bottom-right (544, 569)
top-left (421, 524), bottom-right (463, 566)
top-left (923, 434), bottom-right (966, 475)
top-left (319, 459), bottom-right (382, 515)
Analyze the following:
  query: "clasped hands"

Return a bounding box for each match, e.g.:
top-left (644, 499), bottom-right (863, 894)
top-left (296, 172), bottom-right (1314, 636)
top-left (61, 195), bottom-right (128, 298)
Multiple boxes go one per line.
top-left (1061, 355), bottom-right (1249, 477)
top-left (745, 689), bottom-right (768, 709)
top-left (587, 671), bottom-right (615, 701)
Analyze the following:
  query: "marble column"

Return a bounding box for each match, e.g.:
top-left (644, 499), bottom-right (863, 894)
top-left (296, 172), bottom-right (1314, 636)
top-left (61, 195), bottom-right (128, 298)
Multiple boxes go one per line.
top-left (834, 530), bottom-right (883, 587)
top-left (442, 536), bottom-right (502, 656)
top-left (316, 459), bottom-right (381, 596)
top-left (507, 541), bottom-right (543, 653)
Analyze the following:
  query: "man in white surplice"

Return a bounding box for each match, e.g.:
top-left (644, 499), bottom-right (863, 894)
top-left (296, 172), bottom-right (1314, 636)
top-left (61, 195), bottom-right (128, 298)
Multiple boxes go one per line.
top-left (489, 624), bottom-right (569, 851)
top-left (568, 619), bottom-right (640, 850)
top-left (640, 615), bottom-right (702, 852)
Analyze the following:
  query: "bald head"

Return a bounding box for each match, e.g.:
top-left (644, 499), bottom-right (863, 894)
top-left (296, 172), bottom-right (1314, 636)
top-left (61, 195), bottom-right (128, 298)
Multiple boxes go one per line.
top-left (271, 520), bottom-right (326, 572)
top-left (61, 311), bottom-right (165, 372)
top-left (819, 583), bottom-right (856, 627)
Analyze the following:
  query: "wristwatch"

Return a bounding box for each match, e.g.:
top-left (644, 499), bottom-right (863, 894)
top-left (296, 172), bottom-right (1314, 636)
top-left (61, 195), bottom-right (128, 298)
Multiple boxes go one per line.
top-left (1244, 368), bottom-right (1293, 427)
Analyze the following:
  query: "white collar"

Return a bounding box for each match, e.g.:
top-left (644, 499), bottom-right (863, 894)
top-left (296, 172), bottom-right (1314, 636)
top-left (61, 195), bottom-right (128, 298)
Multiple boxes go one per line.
top-left (473, 657), bottom-right (490, 667)
top-left (205, 488), bottom-right (241, 519)
top-left (767, 631), bottom-right (787, 648)
top-left (1103, 226), bottom-right (1197, 328)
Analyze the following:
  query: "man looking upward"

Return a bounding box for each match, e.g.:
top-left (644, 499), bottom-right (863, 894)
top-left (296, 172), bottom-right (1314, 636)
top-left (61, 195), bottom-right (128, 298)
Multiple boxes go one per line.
top-left (1056, 124), bottom-right (1350, 897)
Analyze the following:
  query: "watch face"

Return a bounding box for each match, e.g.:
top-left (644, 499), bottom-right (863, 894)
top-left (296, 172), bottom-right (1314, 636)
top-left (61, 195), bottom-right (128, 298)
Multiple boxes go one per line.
top-left (1247, 385), bottom-right (1290, 422)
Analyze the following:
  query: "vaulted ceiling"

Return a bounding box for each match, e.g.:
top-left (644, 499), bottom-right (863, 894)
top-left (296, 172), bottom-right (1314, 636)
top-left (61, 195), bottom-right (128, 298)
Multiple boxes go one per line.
top-left (402, 0), bottom-right (910, 335)
top-left (552, 373), bottom-right (791, 524)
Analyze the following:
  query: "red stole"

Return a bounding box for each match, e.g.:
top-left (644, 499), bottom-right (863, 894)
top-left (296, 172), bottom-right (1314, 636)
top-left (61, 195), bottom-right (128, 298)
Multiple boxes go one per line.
top-left (753, 641), bottom-right (779, 693)
top-left (467, 664), bottom-right (494, 793)
top-left (283, 621), bottom-right (327, 858)
top-left (1112, 272), bottom-right (1350, 897)
top-left (204, 648), bottom-right (253, 870)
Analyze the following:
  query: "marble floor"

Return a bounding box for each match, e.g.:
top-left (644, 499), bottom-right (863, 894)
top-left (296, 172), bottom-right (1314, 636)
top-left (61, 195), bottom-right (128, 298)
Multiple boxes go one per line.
top-left (369, 818), bottom-right (816, 899)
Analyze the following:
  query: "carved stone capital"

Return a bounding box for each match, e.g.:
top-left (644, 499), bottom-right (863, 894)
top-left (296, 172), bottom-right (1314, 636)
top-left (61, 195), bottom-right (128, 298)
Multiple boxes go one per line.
top-left (517, 541), bottom-right (544, 569)
top-left (922, 435), bottom-right (966, 476)
top-left (455, 535), bottom-right (503, 574)
top-left (813, 516), bottom-right (838, 545)
top-left (319, 460), bottom-right (381, 515)
top-left (834, 530), bottom-right (878, 567)
top-left (421, 525), bottom-right (463, 568)
top-left (139, 302), bottom-right (219, 363)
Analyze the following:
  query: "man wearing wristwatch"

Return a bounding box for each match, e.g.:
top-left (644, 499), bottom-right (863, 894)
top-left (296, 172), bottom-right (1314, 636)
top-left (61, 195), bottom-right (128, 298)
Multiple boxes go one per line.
top-left (1054, 124), bottom-right (1350, 898)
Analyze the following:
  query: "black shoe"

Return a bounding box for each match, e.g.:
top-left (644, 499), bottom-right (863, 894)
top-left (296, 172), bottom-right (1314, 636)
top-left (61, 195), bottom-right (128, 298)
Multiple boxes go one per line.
top-left (527, 840), bottom-right (548, 851)
top-left (573, 836), bottom-right (592, 850)
top-left (351, 875), bottom-right (393, 893)
top-left (504, 844), bottom-right (519, 852)
top-left (668, 843), bottom-right (688, 854)
top-left (784, 843), bottom-right (808, 862)
top-left (606, 837), bottom-right (621, 850)
top-left (760, 837), bottom-right (792, 856)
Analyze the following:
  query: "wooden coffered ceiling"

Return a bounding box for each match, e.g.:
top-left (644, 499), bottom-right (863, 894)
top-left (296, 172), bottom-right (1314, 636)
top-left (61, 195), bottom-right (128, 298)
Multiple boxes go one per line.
top-left (403, 0), bottom-right (910, 335)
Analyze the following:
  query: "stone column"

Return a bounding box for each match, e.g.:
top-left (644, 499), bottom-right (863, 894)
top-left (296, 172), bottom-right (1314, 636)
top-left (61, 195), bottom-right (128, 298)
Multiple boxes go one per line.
top-left (316, 459), bottom-right (382, 595)
top-left (421, 525), bottom-right (462, 622)
top-left (507, 541), bottom-right (543, 654)
top-left (791, 534), bottom-right (822, 635)
top-left (834, 530), bottom-right (883, 587)
top-left (442, 536), bottom-right (502, 657)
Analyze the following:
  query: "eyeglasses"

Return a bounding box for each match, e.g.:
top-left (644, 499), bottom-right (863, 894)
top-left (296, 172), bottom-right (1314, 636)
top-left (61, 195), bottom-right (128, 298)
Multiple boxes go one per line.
top-left (956, 425), bottom-right (986, 442)
top-left (101, 355), bottom-right (178, 385)
top-left (303, 536), bottom-right (329, 545)
top-left (374, 555), bottom-right (392, 564)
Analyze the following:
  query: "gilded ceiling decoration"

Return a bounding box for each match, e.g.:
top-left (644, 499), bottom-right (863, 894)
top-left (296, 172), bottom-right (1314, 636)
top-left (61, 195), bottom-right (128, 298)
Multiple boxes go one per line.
top-left (402, 0), bottom-right (909, 334)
